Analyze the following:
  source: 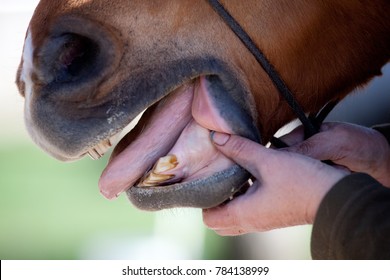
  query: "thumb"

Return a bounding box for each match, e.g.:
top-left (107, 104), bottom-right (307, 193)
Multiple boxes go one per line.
top-left (210, 131), bottom-right (271, 178)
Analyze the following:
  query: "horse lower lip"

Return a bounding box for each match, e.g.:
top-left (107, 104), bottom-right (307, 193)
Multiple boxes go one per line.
top-left (127, 164), bottom-right (250, 210)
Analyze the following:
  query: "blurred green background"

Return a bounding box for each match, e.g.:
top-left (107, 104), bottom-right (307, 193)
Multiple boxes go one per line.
top-left (1, 1), bottom-right (388, 260)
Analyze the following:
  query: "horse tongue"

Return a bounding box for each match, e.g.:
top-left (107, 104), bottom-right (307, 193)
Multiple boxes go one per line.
top-left (99, 85), bottom-right (194, 199)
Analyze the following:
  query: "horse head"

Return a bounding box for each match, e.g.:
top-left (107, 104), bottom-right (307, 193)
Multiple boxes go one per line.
top-left (16, 0), bottom-right (390, 210)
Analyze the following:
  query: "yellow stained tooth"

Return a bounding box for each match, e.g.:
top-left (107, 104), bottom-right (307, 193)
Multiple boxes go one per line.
top-left (140, 172), bottom-right (175, 187)
top-left (153, 155), bottom-right (178, 174)
top-left (139, 154), bottom-right (178, 187)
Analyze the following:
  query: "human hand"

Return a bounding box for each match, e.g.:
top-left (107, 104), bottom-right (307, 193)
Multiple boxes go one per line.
top-left (281, 122), bottom-right (390, 187)
top-left (202, 132), bottom-right (348, 236)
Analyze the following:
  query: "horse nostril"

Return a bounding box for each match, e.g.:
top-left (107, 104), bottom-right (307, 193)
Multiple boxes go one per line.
top-left (35, 16), bottom-right (122, 101)
top-left (40, 33), bottom-right (100, 84)
top-left (57, 34), bottom-right (99, 83)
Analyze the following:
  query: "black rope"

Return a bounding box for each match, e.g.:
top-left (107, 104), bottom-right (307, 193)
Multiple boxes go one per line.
top-left (309, 99), bottom-right (340, 129)
top-left (207, 0), bottom-right (319, 138)
top-left (270, 100), bottom-right (340, 149)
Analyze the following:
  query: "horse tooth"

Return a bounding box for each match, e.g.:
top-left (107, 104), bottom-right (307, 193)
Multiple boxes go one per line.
top-left (109, 130), bottom-right (123, 146)
top-left (87, 139), bottom-right (112, 160)
top-left (88, 148), bottom-right (101, 160)
top-left (153, 155), bottom-right (178, 174)
top-left (139, 172), bottom-right (175, 187)
top-left (96, 140), bottom-right (110, 153)
top-left (138, 155), bottom-right (178, 187)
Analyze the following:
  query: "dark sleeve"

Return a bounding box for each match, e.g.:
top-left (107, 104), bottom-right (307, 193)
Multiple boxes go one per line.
top-left (311, 173), bottom-right (390, 259)
top-left (372, 124), bottom-right (390, 145)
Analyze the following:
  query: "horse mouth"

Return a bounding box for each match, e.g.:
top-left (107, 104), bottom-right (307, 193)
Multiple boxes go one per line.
top-left (21, 25), bottom-right (258, 211)
top-left (96, 75), bottom-right (255, 210)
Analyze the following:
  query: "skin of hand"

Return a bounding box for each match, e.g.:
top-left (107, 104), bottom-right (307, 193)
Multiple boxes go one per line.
top-left (281, 122), bottom-right (390, 187)
top-left (203, 132), bottom-right (349, 236)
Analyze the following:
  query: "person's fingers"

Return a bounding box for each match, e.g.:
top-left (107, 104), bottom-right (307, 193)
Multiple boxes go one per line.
top-left (205, 131), bottom-right (350, 233)
top-left (283, 133), bottom-right (337, 161)
top-left (203, 206), bottom-right (251, 236)
top-left (203, 182), bottom-right (265, 234)
top-left (203, 183), bottom-right (254, 228)
top-left (210, 131), bottom-right (275, 179)
top-left (213, 228), bottom-right (248, 236)
top-left (277, 122), bottom-right (340, 153)
top-left (203, 204), bottom-right (238, 230)
top-left (278, 125), bottom-right (305, 146)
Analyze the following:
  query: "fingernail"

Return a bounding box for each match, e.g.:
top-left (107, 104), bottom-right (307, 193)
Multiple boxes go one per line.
top-left (210, 131), bottom-right (231, 146)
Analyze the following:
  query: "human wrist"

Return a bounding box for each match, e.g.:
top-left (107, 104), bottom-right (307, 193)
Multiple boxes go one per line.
top-left (306, 168), bottom-right (349, 224)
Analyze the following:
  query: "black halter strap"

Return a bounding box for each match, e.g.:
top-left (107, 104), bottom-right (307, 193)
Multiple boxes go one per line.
top-left (207, 0), bottom-right (325, 142)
